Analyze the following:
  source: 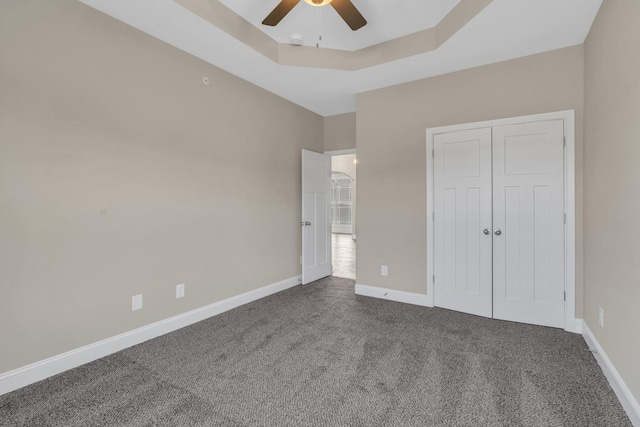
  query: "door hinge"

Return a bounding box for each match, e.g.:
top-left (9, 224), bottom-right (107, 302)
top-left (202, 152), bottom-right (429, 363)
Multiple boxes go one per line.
top-left (564, 291), bottom-right (566, 301)
top-left (432, 148), bottom-right (435, 158)
top-left (563, 213), bottom-right (567, 224)
top-left (432, 211), bottom-right (435, 221)
top-left (433, 275), bottom-right (435, 284)
top-left (563, 136), bottom-right (566, 148)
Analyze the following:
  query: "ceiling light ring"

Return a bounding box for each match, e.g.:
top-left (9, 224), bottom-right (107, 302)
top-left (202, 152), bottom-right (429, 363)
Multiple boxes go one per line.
top-left (303, 0), bottom-right (333, 7)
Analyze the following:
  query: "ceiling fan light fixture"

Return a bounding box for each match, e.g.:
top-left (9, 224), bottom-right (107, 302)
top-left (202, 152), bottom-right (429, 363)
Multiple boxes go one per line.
top-left (263, 0), bottom-right (366, 31)
top-left (303, 0), bottom-right (333, 7)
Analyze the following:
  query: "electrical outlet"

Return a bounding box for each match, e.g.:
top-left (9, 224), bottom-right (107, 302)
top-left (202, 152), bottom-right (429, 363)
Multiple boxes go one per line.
top-left (381, 265), bottom-right (388, 276)
top-left (176, 283), bottom-right (185, 299)
top-left (598, 307), bottom-right (604, 328)
top-left (132, 294), bottom-right (143, 311)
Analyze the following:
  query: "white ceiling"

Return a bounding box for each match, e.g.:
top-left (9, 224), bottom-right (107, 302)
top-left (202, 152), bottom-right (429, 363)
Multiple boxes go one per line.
top-left (79, 0), bottom-right (602, 117)
top-left (218, 0), bottom-right (461, 51)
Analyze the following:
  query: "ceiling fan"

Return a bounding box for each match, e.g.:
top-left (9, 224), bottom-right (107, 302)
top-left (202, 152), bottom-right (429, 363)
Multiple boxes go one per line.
top-left (262, 0), bottom-right (367, 31)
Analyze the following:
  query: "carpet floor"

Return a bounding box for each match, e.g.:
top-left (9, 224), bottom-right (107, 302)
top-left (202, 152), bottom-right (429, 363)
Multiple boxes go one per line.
top-left (0, 276), bottom-right (631, 426)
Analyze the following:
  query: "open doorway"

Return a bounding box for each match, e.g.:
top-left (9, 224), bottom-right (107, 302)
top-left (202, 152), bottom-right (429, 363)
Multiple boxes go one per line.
top-left (327, 151), bottom-right (356, 280)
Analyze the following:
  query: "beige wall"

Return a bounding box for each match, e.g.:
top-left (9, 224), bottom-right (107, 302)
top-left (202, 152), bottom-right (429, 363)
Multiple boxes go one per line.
top-left (0, 0), bottom-right (323, 373)
top-left (324, 113), bottom-right (356, 152)
top-left (356, 46), bottom-right (585, 318)
top-left (584, 0), bottom-right (640, 403)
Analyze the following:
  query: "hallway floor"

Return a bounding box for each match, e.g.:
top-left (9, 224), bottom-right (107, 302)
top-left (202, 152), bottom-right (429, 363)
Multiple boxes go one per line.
top-left (332, 233), bottom-right (355, 280)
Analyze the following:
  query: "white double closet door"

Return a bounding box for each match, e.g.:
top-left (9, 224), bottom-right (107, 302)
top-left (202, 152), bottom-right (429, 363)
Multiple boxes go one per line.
top-left (434, 120), bottom-right (565, 328)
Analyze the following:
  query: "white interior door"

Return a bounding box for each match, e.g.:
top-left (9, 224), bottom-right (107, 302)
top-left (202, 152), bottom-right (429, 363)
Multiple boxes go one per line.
top-left (492, 120), bottom-right (565, 328)
top-left (302, 150), bottom-right (332, 284)
top-left (433, 128), bottom-right (493, 318)
top-left (432, 119), bottom-right (566, 328)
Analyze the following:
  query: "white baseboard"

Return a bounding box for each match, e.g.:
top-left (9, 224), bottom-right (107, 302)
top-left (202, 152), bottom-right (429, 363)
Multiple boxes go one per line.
top-left (582, 322), bottom-right (640, 426)
top-left (355, 283), bottom-right (432, 307)
top-left (0, 275), bottom-right (301, 396)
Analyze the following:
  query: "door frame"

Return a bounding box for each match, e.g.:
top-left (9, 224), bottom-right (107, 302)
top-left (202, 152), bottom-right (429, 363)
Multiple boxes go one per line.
top-left (426, 110), bottom-right (578, 333)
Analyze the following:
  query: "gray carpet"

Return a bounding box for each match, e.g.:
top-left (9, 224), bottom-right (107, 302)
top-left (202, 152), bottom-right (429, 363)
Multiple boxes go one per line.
top-left (0, 276), bottom-right (631, 426)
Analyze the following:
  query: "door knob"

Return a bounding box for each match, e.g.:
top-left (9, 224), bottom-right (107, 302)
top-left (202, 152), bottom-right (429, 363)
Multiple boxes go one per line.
top-left (494, 229), bottom-right (502, 236)
top-left (305, 221), bottom-right (311, 226)
top-left (483, 229), bottom-right (490, 235)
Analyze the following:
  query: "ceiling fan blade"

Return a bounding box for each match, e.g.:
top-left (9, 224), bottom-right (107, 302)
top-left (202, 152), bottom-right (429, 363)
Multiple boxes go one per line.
top-left (330, 0), bottom-right (366, 31)
top-left (262, 0), bottom-right (300, 26)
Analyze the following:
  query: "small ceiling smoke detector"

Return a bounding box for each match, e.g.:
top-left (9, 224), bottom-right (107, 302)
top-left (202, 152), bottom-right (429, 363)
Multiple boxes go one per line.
top-left (289, 34), bottom-right (303, 46)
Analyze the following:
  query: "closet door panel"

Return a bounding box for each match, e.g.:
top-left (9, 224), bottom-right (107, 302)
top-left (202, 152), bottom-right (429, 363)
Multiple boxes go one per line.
top-left (433, 128), bottom-right (493, 318)
top-left (492, 120), bottom-right (565, 328)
